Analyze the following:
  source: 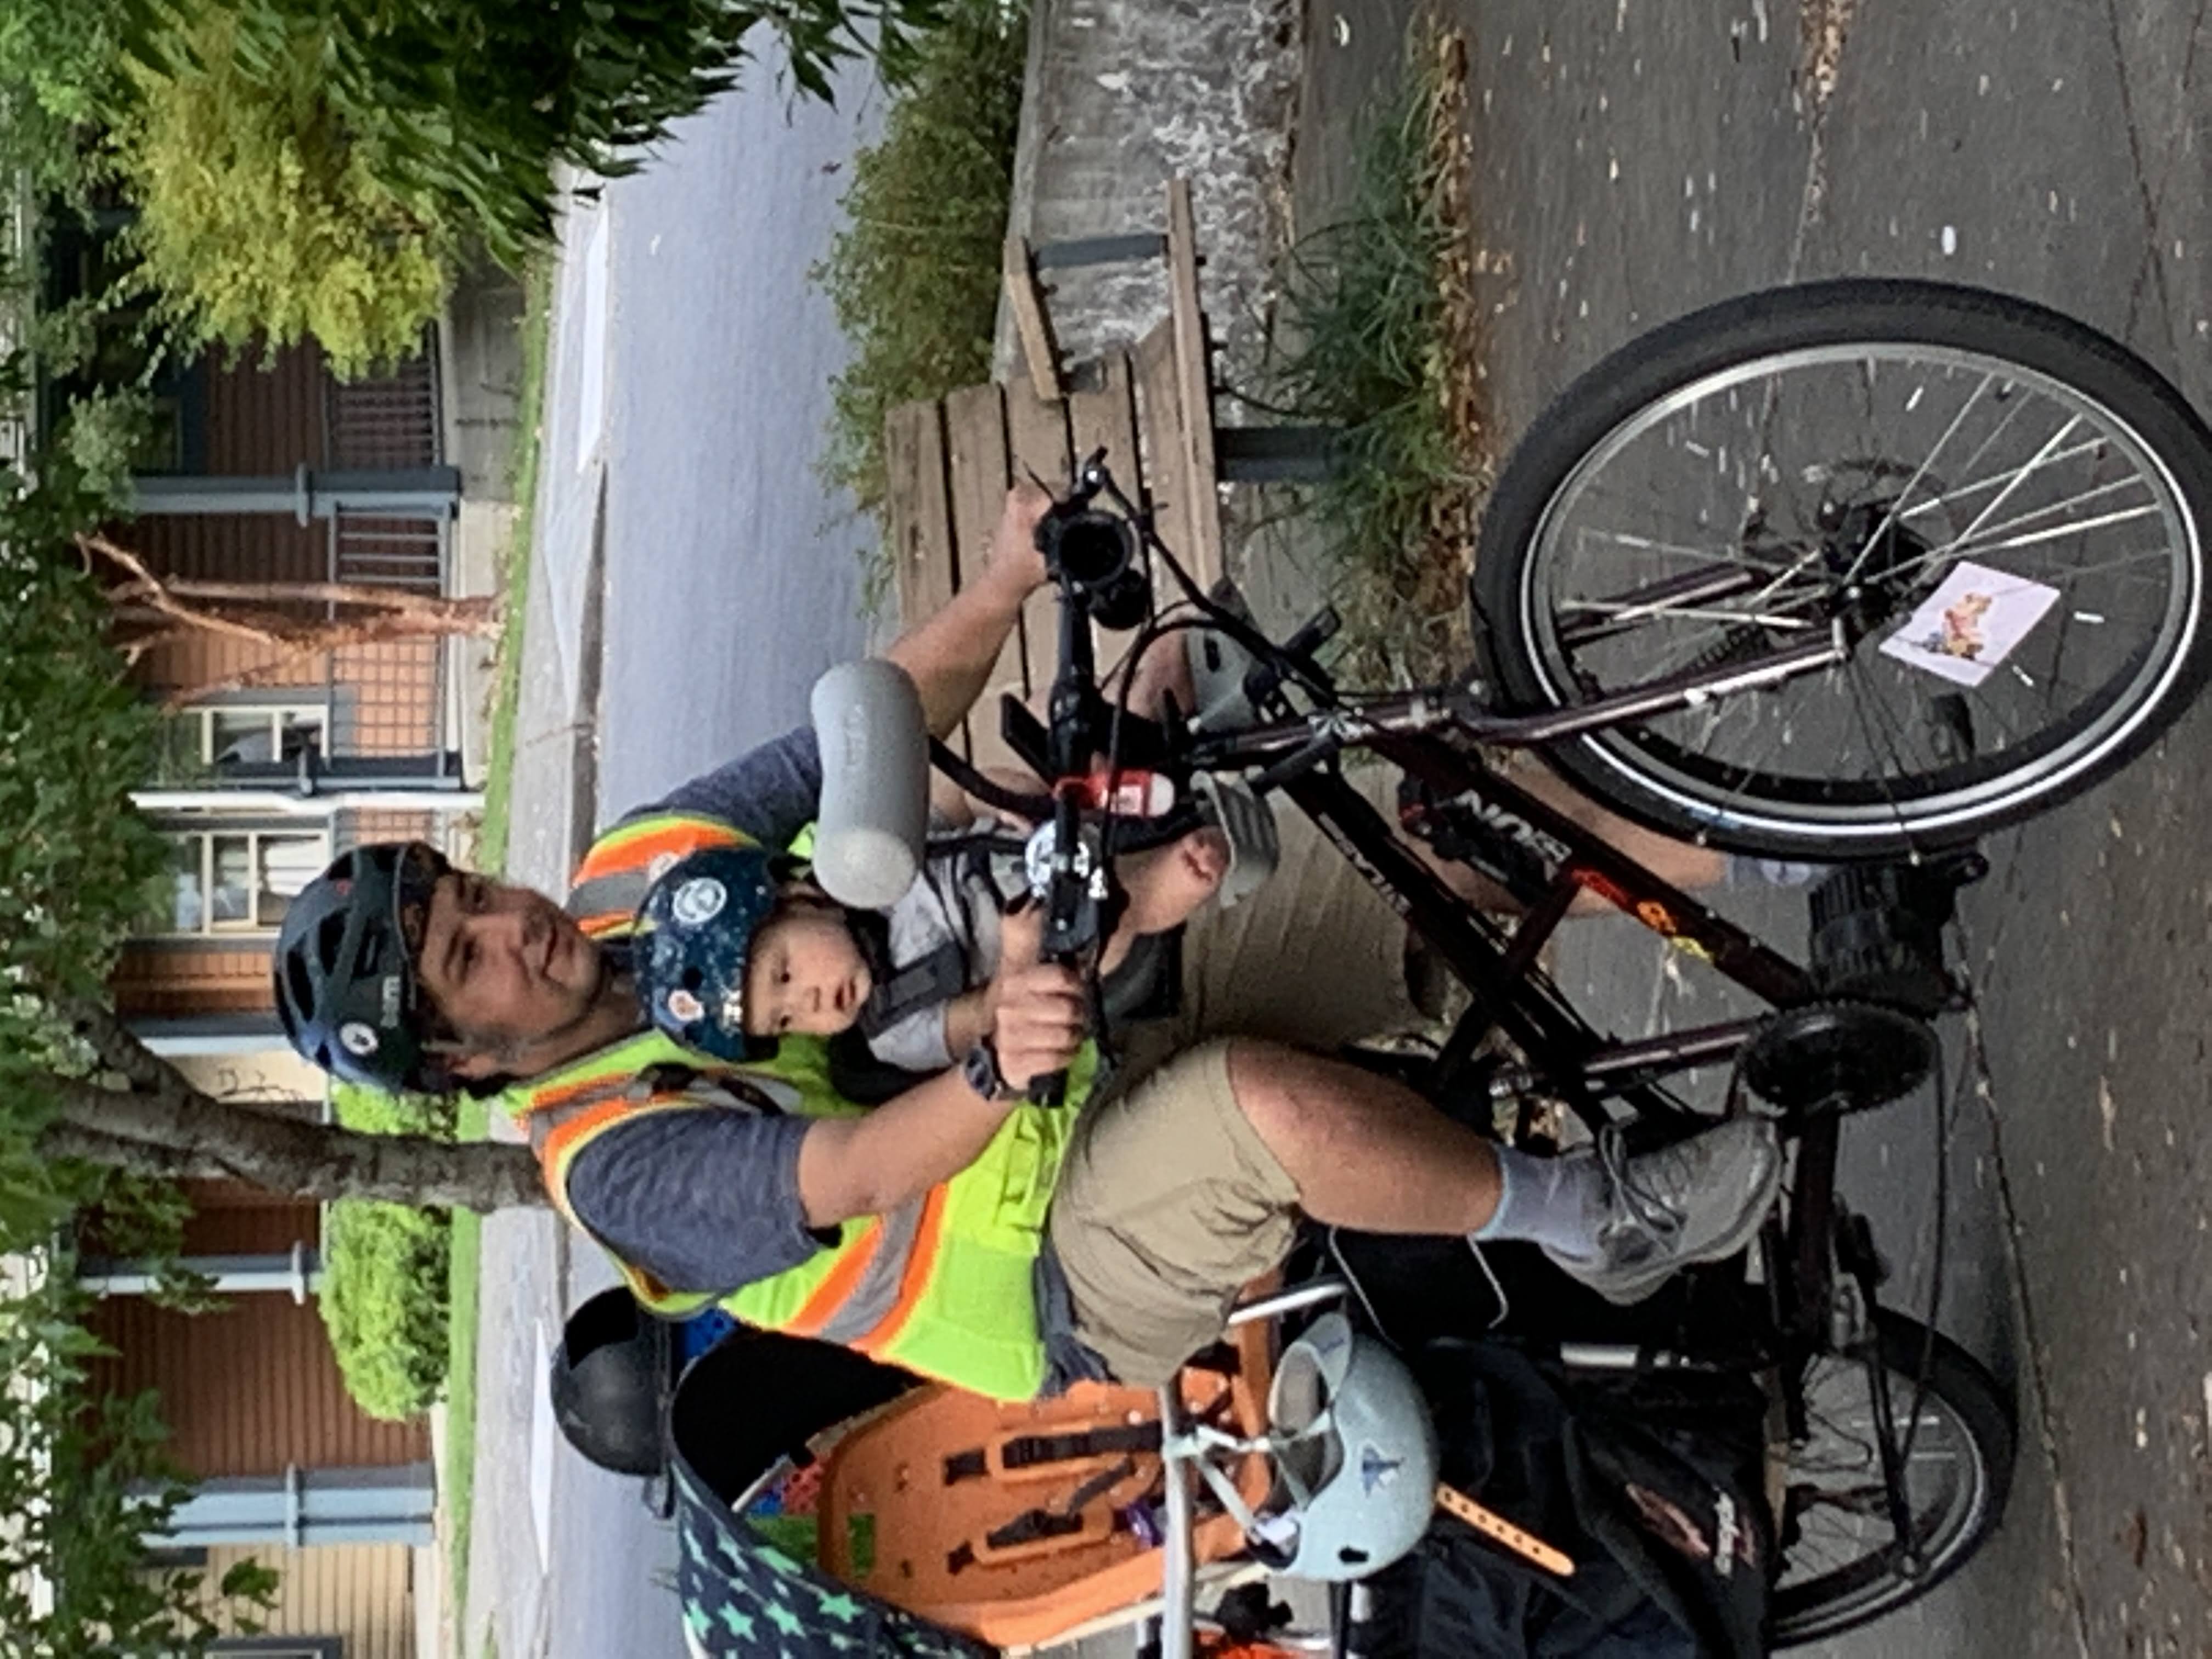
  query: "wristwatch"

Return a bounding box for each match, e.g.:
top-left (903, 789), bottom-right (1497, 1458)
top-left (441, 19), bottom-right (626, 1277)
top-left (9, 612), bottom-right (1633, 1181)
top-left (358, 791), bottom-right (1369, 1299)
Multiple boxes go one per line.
top-left (962, 1037), bottom-right (1017, 1103)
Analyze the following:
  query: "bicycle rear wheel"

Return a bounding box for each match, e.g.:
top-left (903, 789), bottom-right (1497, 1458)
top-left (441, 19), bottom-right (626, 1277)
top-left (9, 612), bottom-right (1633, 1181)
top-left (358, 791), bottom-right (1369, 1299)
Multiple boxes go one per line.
top-left (1474, 280), bottom-right (2212, 857)
top-left (1769, 1310), bottom-right (2015, 1645)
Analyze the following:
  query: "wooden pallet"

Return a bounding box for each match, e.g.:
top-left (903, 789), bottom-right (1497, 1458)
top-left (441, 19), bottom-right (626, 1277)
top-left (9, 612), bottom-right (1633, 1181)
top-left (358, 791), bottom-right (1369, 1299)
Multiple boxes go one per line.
top-left (883, 179), bottom-right (1228, 774)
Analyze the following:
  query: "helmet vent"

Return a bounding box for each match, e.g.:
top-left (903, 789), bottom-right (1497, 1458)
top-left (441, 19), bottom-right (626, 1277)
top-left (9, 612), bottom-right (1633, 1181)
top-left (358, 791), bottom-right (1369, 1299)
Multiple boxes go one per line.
top-left (314, 912), bottom-right (348, 971)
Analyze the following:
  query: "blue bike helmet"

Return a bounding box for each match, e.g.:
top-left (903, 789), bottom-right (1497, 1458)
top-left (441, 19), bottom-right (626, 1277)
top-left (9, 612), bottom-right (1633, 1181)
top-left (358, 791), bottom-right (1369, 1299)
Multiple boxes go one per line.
top-left (273, 841), bottom-right (448, 1092)
top-left (635, 843), bottom-right (782, 1062)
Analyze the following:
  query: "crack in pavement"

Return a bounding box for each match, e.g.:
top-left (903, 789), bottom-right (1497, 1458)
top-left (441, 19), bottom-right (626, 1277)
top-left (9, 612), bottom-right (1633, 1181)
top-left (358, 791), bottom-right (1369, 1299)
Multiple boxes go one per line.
top-left (1784, 0), bottom-right (1859, 277)
top-left (2099, 0), bottom-right (2190, 358)
top-left (1958, 990), bottom-right (2096, 1659)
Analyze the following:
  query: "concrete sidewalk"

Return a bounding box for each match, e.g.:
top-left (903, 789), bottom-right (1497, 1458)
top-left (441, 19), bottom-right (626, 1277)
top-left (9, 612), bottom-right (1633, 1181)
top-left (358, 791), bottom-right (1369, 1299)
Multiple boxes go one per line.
top-left (456, 174), bottom-right (615, 1659)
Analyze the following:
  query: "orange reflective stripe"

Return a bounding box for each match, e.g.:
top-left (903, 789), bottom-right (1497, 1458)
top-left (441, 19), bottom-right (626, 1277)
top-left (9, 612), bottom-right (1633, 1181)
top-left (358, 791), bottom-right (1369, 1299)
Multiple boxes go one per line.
top-left (783, 1217), bottom-right (885, 1338)
top-left (536, 1094), bottom-right (649, 1176)
top-left (853, 1186), bottom-right (949, 1356)
top-left (576, 817), bottom-right (745, 879)
top-left (515, 1068), bottom-right (627, 1121)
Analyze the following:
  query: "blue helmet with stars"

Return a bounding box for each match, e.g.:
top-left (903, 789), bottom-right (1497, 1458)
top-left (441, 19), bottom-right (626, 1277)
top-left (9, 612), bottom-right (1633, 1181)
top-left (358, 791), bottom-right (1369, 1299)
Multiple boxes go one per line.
top-left (635, 842), bottom-right (782, 1062)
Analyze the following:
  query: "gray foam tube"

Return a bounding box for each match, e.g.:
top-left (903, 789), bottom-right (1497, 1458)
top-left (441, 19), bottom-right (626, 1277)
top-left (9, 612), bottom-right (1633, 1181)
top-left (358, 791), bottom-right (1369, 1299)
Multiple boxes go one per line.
top-left (810, 658), bottom-right (929, 910)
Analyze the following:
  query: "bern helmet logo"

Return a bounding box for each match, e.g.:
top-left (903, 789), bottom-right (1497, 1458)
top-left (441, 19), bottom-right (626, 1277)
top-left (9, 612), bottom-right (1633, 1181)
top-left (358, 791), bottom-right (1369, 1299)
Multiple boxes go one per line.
top-left (1359, 1443), bottom-right (1404, 1496)
top-left (665, 988), bottom-right (706, 1025)
top-left (669, 876), bottom-right (727, 928)
top-left (339, 1021), bottom-right (381, 1058)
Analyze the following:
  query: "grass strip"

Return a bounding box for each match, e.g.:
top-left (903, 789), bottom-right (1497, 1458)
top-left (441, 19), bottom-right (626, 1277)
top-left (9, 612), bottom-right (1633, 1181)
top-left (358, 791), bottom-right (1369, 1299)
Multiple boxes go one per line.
top-left (1265, 19), bottom-right (1487, 686)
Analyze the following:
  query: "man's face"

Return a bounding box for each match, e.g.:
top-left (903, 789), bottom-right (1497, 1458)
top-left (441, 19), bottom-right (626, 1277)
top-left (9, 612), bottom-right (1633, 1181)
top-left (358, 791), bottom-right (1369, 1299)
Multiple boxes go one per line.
top-left (414, 869), bottom-right (605, 1062)
top-left (742, 902), bottom-right (872, 1039)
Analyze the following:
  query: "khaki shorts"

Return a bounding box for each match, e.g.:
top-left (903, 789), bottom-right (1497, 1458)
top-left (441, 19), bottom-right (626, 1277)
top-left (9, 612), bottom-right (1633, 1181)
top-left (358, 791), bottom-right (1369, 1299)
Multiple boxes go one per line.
top-left (1047, 1039), bottom-right (1300, 1387)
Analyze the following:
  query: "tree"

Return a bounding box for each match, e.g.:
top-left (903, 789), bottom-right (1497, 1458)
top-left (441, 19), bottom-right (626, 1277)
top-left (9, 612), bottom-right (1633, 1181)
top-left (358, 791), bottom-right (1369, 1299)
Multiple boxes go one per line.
top-left (0, 1258), bottom-right (283, 1656)
top-left (40, 1003), bottom-right (544, 1212)
top-left (219, 0), bottom-right (958, 266)
top-left (0, 451), bottom-right (543, 1228)
top-left (82, 531), bottom-right (502, 708)
top-left (61, 0), bottom-right (963, 375)
top-left (112, 5), bottom-right (457, 379)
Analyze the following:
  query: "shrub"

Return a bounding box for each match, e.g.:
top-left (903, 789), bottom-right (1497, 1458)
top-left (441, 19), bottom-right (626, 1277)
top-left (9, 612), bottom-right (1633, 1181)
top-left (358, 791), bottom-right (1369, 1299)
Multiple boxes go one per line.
top-left (330, 1080), bottom-right (457, 1139)
top-left (319, 1081), bottom-right (458, 1420)
top-left (318, 1199), bottom-right (452, 1421)
top-left (221, 0), bottom-right (957, 269)
top-left (112, 8), bottom-right (456, 379)
top-left (1263, 21), bottom-right (1485, 685)
top-left (814, 0), bottom-right (1028, 567)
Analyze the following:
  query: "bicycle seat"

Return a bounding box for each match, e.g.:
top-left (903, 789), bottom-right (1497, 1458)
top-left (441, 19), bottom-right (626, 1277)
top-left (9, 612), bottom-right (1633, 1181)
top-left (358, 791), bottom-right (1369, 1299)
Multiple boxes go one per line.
top-left (812, 1318), bottom-right (1276, 1650)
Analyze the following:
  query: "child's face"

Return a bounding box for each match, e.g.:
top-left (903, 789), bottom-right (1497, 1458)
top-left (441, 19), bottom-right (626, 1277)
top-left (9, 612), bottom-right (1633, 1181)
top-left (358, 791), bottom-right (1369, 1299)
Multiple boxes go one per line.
top-left (743, 900), bottom-right (872, 1039)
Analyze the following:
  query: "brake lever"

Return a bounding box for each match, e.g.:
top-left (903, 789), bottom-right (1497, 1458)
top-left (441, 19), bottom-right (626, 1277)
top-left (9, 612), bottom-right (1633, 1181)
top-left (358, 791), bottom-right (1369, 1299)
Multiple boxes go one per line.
top-left (1023, 793), bottom-right (1118, 1105)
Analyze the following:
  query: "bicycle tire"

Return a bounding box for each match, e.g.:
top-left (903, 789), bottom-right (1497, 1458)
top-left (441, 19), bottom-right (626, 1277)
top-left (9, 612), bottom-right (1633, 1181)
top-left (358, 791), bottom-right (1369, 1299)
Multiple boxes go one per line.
top-left (1768, 1309), bottom-right (2015, 1645)
top-left (1472, 280), bottom-right (2212, 857)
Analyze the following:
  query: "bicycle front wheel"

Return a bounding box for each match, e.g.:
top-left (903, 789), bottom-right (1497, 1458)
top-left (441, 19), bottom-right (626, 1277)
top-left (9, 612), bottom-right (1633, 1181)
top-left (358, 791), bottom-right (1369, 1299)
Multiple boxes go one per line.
top-left (1474, 280), bottom-right (2212, 857)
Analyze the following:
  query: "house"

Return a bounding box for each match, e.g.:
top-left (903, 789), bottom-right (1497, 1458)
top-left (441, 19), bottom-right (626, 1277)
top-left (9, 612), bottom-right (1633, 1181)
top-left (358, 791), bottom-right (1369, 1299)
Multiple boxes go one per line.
top-left (51, 210), bottom-right (515, 1650)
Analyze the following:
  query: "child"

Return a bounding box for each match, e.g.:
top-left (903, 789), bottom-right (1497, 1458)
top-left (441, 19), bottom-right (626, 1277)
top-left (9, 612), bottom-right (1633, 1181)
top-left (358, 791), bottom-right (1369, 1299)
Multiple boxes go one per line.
top-left (742, 811), bottom-right (1231, 1075)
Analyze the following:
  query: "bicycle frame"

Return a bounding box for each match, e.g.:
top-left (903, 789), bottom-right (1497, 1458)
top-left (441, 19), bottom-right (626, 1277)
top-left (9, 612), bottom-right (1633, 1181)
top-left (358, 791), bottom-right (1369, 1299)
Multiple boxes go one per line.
top-left (1015, 458), bottom-right (1950, 1646)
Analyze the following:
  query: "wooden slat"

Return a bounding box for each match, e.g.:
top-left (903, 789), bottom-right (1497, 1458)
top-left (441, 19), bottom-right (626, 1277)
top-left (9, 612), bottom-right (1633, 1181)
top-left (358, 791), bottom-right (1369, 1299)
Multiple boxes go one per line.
top-left (1002, 236), bottom-right (1065, 404)
top-left (944, 382), bottom-right (1026, 774)
top-left (1003, 380), bottom-right (1073, 735)
top-left (1068, 351), bottom-right (1145, 672)
top-left (1133, 319), bottom-right (1202, 590)
top-left (1164, 177), bottom-right (1226, 589)
top-left (1067, 351), bottom-right (1142, 493)
top-left (883, 398), bottom-right (968, 755)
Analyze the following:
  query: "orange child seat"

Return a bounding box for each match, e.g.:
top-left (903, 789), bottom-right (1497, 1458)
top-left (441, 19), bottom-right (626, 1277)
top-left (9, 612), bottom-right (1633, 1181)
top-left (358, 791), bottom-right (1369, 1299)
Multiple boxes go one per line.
top-left (814, 1319), bottom-right (1276, 1651)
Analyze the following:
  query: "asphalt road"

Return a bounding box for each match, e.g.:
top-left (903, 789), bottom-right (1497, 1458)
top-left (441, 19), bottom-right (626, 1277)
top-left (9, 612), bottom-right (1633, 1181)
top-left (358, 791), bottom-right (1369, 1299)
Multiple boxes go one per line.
top-left (464, 55), bottom-right (880, 1659)
top-left (1301, 2), bottom-right (2212, 1653)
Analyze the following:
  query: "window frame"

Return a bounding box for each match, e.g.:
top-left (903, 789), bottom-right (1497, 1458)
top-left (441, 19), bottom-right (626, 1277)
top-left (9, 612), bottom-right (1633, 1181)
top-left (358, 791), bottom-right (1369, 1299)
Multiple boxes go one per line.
top-left (147, 824), bottom-right (332, 941)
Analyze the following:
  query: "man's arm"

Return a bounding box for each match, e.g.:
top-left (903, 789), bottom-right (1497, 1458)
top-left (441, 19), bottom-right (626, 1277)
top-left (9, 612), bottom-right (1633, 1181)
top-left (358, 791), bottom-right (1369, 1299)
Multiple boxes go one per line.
top-left (796, 905), bottom-right (1079, 1224)
top-left (883, 482), bottom-right (1052, 740)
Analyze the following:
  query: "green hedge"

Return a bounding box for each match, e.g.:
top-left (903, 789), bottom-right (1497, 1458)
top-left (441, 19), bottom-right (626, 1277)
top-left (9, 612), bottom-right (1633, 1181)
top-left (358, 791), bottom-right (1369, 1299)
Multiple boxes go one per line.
top-left (815, 0), bottom-right (1028, 591)
top-left (318, 1199), bottom-right (452, 1422)
top-left (318, 1083), bottom-right (456, 1420)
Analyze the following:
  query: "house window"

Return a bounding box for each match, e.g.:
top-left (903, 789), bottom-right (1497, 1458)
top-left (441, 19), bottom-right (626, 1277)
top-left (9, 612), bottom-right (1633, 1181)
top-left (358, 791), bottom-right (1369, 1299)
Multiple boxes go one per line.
top-left (157, 830), bottom-right (330, 937)
top-left (159, 704), bottom-right (328, 780)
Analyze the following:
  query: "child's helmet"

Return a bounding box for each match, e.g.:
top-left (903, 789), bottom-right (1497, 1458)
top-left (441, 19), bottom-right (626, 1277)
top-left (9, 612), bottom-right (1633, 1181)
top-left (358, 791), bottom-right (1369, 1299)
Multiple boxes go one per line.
top-left (1262, 1313), bottom-right (1440, 1580)
top-left (635, 843), bottom-right (781, 1062)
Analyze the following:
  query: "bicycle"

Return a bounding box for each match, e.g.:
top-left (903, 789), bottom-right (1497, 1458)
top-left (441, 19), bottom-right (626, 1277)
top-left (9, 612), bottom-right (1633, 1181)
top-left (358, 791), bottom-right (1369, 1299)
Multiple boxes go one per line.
top-left (918, 278), bottom-right (2212, 1649)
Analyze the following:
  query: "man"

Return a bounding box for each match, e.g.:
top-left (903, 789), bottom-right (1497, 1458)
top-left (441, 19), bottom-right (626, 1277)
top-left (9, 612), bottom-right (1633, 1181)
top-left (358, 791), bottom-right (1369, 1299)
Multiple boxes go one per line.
top-left (275, 486), bottom-right (1780, 1401)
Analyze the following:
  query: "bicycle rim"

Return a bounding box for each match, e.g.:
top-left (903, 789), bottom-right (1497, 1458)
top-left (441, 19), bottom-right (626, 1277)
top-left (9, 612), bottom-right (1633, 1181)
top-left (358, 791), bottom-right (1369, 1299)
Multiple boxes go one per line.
top-left (1769, 1340), bottom-right (1997, 1641)
top-left (1514, 340), bottom-right (2203, 847)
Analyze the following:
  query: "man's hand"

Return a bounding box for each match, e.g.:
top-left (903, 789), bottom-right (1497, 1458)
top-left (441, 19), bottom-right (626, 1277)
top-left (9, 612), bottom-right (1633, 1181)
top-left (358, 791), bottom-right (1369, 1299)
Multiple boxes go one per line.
top-left (882, 481), bottom-right (1056, 741)
top-left (986, 902), bottom-right (1086, 1091)
top-left (984, 480), bottom-right (1054, 599)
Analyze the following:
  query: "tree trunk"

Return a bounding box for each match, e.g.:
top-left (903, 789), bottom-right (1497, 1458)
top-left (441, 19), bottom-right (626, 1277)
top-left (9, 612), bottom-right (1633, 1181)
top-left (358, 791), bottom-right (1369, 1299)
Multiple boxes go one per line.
top-left (47, 1076), bottom-right (546, 1212)
top-left (78, 531), bottom-right (504, 708)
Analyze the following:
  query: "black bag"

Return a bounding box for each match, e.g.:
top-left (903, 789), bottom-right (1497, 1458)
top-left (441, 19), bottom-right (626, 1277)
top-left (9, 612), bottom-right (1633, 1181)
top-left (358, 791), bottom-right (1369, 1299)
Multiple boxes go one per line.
top-left (1311, 1228), bottom-right (1775, 1659)
top-left (1353, 1338), bottom-right (1771, 1659)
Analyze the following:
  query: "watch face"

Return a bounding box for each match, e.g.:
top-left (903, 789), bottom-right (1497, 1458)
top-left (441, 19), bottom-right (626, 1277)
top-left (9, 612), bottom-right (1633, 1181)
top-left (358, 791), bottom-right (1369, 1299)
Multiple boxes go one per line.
top-left (963, 1041), bottom-right (1003, 1100)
